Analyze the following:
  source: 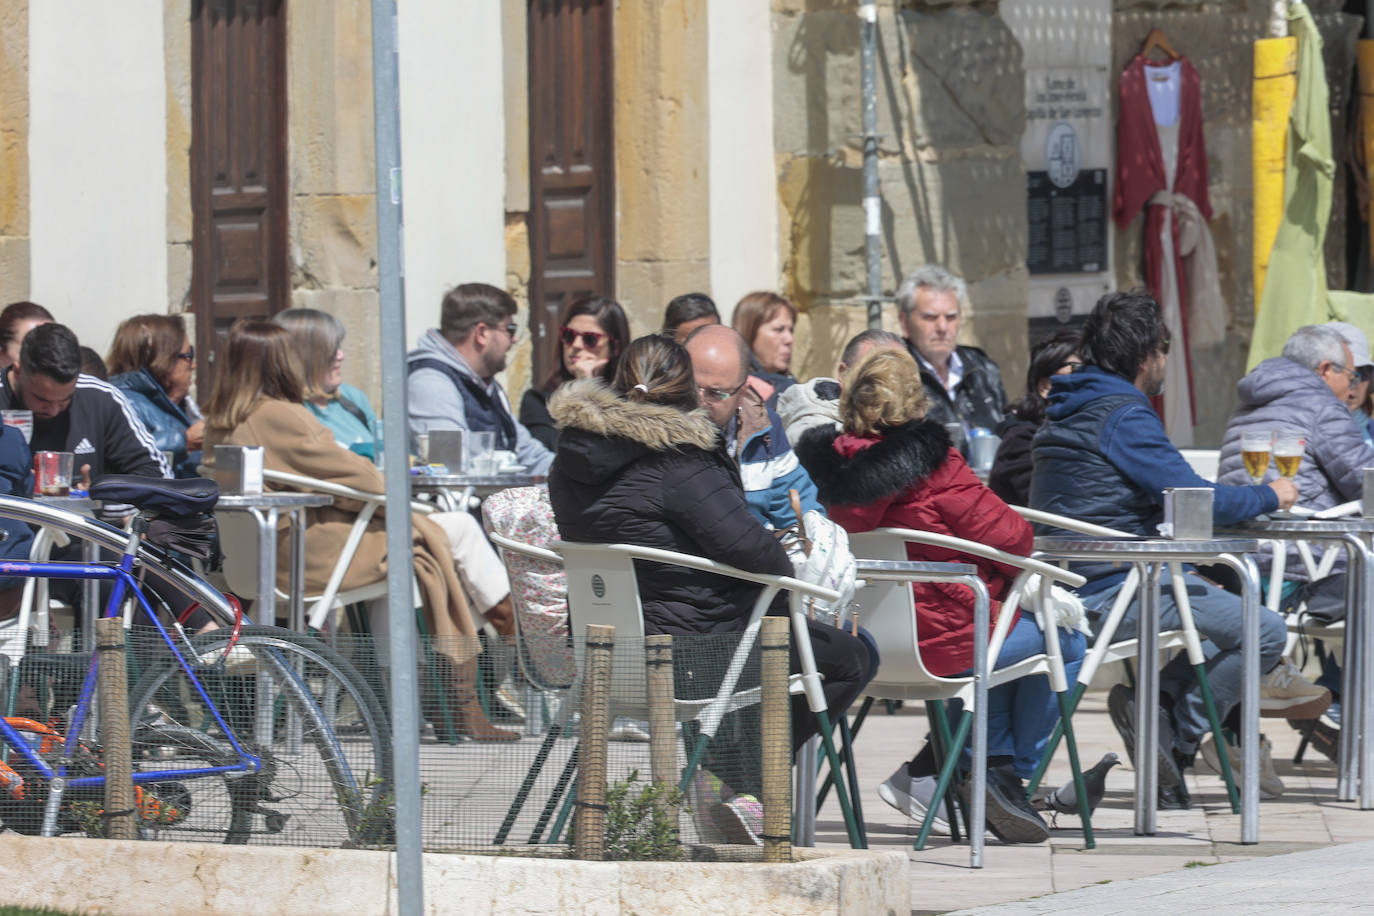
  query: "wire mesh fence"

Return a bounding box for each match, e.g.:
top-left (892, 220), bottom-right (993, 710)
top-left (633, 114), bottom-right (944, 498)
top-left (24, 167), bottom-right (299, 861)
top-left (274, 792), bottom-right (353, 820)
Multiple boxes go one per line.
top-left (0, 619), bottom-right (793, 861)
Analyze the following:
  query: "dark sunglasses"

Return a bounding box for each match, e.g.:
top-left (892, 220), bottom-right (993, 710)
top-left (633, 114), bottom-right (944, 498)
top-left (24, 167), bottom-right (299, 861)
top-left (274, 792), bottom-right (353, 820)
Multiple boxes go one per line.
top-left (176, 346), bottom-right (195, 362)
top-left (560, 326), bottom-right (608, 348)
top-left (485, 322), bottom-right (518, 339)
top-left (1358, 366), bottom-right (1373, 383)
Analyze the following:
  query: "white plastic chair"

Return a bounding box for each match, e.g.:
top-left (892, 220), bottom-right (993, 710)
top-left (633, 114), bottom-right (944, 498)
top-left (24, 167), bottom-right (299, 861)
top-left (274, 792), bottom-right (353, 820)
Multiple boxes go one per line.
top-left (487, 537), bottom-right (859, 848)
top-left (216, 468), bottom-right (428, 632)
top-left (847, 527), bottom-right (1089, 865)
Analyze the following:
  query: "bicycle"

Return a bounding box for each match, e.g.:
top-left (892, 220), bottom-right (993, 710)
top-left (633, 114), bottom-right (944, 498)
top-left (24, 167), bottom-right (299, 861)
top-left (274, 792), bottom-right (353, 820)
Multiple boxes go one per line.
top-left (0, 476), bottom-right (393, 846)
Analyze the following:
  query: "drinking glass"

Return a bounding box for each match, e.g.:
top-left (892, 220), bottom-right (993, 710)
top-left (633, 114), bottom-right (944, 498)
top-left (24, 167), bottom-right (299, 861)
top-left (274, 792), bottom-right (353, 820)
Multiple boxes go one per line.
top-left (1239, 430), bottom-right (1273, 484)
top-left (34, 451), bottom-right (73, 497)
top-left (468, 430), bottom-right (497, 475)
top-left (1273, 431), bottom-right (1305, 479)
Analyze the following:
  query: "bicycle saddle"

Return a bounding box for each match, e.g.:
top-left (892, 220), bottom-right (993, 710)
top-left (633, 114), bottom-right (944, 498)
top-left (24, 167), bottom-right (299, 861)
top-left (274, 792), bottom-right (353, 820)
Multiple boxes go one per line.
top-left (90, 474), bottom-right (220, 517)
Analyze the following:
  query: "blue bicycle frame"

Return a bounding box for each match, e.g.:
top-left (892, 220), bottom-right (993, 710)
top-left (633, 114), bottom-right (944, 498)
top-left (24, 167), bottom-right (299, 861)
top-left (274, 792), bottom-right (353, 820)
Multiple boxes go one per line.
top-left (0, 547), bottom-right (263, 796)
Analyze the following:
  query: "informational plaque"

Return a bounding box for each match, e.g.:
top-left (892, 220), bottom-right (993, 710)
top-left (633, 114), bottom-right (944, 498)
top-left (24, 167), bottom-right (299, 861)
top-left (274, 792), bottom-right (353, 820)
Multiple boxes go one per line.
top-left (1026, 167), bottom-right (1108, 275)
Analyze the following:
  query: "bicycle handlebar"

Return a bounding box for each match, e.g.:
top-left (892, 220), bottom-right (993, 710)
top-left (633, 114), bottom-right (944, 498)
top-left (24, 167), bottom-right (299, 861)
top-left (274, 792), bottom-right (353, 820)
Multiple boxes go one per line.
top-left (0, 494), bottom-right (241, 627)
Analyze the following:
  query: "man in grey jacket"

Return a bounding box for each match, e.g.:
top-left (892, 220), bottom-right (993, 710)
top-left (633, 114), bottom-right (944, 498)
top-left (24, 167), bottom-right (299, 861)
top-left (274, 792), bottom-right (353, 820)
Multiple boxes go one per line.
top-left (1217, 323), bottom-right (1374, 760)
top-left (407, 283), bottom-right (554, 475)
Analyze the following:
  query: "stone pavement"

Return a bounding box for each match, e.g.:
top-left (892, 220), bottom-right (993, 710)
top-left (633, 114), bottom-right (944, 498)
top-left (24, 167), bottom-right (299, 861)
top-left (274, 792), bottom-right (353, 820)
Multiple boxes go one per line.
top-left (810, 693), bottom-right (1374, 915)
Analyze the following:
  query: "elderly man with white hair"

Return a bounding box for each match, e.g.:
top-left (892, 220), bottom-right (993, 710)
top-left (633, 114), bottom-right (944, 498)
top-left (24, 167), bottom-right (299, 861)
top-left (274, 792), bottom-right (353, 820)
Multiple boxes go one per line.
top-left (896, 265), bottom-right (1007, 434)
top-left (1217, 323), bottom-right (1374, 765)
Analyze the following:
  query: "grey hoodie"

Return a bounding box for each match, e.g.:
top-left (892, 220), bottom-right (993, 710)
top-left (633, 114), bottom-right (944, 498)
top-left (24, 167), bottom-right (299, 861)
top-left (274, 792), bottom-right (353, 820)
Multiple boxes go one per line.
top-left (405, 329), bottom-right (553, 475)
top-left (1217, 355), bottom-right (1374, 578)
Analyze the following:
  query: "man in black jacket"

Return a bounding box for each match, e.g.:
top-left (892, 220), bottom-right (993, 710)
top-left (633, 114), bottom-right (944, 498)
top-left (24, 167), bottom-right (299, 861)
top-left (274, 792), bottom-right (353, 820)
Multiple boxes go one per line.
top-left (896, 264), bottom-right (1006, 437)
top-left (0, 323), bottom-right (168, 483)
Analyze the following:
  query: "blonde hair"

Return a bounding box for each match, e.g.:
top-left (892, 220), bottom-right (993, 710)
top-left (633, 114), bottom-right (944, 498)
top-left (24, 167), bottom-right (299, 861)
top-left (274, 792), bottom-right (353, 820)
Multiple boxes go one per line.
top-left (840, 348), bottom-right (928, 437)
top-left (273, 308), bottom-right (345, 400)
top-left (203, 320), bottom-right (307, 435)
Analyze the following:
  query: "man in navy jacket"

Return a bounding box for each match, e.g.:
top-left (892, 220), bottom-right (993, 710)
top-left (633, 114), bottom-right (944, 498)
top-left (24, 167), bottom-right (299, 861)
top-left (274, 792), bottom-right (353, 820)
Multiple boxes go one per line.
top-left (1031, 291), bottom-right (1324, 808)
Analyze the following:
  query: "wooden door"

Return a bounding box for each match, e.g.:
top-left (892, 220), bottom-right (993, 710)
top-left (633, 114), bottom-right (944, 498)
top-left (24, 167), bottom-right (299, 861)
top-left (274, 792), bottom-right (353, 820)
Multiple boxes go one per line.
top-left (190, 0), bottom-right (289, 394)
top-left (527, 0), bottom-right (615, 384)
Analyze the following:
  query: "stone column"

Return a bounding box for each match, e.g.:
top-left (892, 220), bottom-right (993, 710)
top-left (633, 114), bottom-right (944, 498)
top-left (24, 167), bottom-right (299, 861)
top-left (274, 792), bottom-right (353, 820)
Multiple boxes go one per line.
top-left (0, 1), bottom-right (28, 305)
top-left (614, 1), bottom-right (711, 335)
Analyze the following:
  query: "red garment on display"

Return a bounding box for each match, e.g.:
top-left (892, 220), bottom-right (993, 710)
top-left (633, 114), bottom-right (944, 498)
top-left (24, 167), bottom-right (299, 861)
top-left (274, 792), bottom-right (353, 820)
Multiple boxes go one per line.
top-left (1113, 54), bottom-right (1210, 418)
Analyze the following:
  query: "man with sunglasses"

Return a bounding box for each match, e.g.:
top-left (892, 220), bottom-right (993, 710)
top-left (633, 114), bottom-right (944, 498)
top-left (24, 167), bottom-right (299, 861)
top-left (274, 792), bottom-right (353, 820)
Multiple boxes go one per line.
top-left (1031, 291), bottom-right (1317, 811)
top-left (1216, 323), bottom-right (1374, 763)
top-left (684, 324), bottom-right (822, 529)
top-left (407, 282), bottom-right (553, 475)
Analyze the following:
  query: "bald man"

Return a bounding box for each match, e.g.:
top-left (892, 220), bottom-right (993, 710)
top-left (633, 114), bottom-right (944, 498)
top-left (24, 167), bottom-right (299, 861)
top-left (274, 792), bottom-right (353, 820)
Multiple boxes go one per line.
top-left (685, 324), bottom-right (822, 529)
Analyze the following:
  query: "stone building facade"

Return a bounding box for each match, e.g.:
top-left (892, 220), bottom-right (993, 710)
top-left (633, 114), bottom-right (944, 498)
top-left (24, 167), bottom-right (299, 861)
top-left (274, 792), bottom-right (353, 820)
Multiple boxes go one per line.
top-left (0, 0), bottom-right (1362, 445)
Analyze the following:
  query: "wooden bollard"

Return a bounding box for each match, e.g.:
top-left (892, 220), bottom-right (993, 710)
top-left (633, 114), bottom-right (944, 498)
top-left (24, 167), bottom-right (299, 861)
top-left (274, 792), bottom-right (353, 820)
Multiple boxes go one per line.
top-left (574, 623), bottom-right (614, 860)
top-left (96, 617), bottom-right (136, 840)
top-left (645, 634), bottom-right (679, 837)
top-left (760, 617), bottom-right (792, 863)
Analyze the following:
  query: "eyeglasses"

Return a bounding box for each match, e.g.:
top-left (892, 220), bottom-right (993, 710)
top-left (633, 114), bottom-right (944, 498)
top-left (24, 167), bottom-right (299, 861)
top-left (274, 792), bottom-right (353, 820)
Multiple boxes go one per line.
top-left (1331, 362), bottom-right (1359, 383)
top-left (560, 326), bottom-right (608, 349)
top-left (1159, 335), bottom-right (1171, 356)
top-left (485, 322), bottom-right (518, 339)
top-left (697, 381), bottom-right (747, 403)
top-left (176, 346), bottom-right (195, 363)
top-left (1060, 359), bottom-right (1084, 372)
top-left (1358, 366), bottom-right (1373, 383)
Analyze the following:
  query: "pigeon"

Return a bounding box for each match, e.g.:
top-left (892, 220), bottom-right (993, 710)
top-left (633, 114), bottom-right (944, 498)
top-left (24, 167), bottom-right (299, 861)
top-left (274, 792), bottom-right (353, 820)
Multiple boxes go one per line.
top-left (1037, 752), bottom-right (1121, 823)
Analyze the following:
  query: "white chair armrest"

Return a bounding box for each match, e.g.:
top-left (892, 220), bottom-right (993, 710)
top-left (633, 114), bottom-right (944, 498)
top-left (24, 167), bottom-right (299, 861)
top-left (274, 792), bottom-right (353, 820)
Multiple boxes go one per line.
top-left (1013, 507), bottom-right (1132, 539)
top-left (490, 531), bottom-right (562, 565)
top-left (550, 541), bottom-right (842, 605)
top-left (872, 528), bottom-right (1086, 589)
top-left (262, 468), bottom-right (435, 515)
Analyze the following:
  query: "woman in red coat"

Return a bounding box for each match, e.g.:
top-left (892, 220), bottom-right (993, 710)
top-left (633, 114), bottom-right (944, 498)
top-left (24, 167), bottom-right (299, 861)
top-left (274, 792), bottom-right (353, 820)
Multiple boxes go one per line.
top-left (795, 348), bottom-right (1085, 845)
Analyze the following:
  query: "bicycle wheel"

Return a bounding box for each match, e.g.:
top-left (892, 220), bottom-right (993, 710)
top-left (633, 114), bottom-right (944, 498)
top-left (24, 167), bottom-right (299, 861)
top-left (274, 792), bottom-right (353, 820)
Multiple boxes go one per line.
top-left (127, 625), bottom-right (393, 847)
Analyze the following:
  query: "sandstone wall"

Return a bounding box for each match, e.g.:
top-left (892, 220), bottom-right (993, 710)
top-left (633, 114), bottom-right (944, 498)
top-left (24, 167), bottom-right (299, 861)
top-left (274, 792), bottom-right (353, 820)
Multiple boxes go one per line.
top-left (287, 0), bottom-right (381, 406)
top-left (0, 2), bottom-right (27, 305)
top-left (772, 0), bottom-right (1031, 387)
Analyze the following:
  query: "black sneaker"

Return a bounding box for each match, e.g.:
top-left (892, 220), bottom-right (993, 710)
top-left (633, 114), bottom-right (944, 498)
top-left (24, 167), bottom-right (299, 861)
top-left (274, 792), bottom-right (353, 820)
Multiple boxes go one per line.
top-left (1157, 779), bottom-right (1192, 810)
top-left (1107, 683), bottom-right (1182, 788)
top-left (960, 764), bottom-right (1049, 844)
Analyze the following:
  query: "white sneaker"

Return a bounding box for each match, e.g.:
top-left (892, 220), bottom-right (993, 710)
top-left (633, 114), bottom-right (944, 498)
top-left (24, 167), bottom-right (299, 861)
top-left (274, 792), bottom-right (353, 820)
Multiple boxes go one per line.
top-left (1260, 659), bottom-right (1331, 719)
top-left (1198, 732), bottom-right (1284, 800)
top-left (195, 645), bottom-right (258, 675)
top-left (876, 764), bottom-right (951, 836)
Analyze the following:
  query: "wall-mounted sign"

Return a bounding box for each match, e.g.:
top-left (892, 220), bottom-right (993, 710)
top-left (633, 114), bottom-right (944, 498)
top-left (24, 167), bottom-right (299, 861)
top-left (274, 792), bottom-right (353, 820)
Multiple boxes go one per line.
top-left (1027, 168), bottom-right (1107, 274)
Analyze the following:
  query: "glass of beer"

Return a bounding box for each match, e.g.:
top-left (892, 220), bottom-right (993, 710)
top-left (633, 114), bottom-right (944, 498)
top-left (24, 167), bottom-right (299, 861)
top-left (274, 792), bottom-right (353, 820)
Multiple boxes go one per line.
top-left (1240, 430), bottom-right (1273, 484)
top-left (1273, 431), bottom-right (1306, 479)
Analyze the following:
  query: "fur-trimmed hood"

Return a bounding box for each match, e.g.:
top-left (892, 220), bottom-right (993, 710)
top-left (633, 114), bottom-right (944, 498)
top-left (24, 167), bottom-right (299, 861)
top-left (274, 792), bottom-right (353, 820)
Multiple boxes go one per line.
top-left (796, 418), bottom-right (952, 506)
top-left (549, 379), bottom-right (721, 485)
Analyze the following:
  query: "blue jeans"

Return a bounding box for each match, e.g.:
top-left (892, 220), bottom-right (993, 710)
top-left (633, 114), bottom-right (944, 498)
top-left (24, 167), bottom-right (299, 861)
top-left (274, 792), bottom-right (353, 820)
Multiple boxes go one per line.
top-left (957, 613), bottom-right (1086, 780)
top-left (1081, 568), bottom-right (1286, 754)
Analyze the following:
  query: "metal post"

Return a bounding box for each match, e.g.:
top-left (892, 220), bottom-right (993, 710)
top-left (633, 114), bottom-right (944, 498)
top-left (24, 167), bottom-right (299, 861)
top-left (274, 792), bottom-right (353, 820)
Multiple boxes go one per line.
top-left (370, 2), bottom-right (423, 911)
top-left (859, 0), bottom-right (883, 329)
top-left (96, 618), bottom-right (135, 840)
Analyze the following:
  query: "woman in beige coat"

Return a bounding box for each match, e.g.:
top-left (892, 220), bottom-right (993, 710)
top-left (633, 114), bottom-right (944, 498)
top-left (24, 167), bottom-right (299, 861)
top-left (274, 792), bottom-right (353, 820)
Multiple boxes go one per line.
top-left (204, 319), bottom-right (517, 742)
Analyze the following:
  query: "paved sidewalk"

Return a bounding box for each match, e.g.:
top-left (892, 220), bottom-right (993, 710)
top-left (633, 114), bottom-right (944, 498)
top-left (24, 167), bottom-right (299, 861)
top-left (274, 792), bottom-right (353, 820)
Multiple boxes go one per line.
top-left (947, 840), bottom-right (1374, 914)
top-left (811, 693), bottom-right (1374, 915)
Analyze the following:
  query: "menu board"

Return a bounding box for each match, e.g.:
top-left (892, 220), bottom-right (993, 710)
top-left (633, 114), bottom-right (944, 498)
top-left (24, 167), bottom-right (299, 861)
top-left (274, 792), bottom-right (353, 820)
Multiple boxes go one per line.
top-left (1026, 168), bottom-right (1107, 275)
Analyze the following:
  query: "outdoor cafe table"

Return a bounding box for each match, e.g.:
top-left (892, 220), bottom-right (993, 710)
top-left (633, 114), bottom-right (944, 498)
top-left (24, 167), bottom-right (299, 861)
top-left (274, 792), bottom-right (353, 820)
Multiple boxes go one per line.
top-left (1033, 536), bottom-right (1263, 843)
top-left (216, 492), bottom-right (333, 632)
top-left (1217, 516), bottom-right (1374, 807)
top-left (409, 472), bottom-right (545, 512)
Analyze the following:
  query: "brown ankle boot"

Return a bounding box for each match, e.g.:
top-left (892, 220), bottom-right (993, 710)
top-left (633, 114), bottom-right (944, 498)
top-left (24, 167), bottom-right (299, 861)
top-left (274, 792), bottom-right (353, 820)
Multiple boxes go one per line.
top-left (447, 657), bottom-right (520, 742)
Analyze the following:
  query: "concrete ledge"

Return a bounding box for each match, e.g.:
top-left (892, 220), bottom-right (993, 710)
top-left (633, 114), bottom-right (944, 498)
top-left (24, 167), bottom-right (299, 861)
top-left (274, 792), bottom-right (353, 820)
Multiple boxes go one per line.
top-left (0, 835), bottom-right (908, 915)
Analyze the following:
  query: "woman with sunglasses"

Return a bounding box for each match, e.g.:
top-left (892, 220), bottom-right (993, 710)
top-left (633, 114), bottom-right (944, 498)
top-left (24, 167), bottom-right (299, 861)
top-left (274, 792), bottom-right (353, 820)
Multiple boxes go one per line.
top-left (107, 314), bottom-right (203, 478)
top-left (520, 296), bottom-right (631, 450)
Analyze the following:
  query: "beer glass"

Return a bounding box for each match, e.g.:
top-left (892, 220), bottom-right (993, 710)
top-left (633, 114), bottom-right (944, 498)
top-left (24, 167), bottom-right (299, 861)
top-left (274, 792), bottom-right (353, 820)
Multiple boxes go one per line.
top-left (1239, 430), bottom-right (1273, 484)
top-left (1273, 431), bottom-right (1305, 479)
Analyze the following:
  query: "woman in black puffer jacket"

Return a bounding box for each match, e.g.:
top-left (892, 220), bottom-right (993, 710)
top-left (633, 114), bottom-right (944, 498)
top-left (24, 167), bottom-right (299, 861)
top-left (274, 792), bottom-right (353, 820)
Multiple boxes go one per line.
top-left (547, 335), bottom-right (875, 841)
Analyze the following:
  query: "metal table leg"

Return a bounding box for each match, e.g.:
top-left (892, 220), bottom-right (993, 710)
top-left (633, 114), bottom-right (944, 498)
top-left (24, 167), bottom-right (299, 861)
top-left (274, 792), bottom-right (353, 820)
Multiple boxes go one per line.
top-left (252, 507), bottom-right (279, 624)
top-left (288, 508), bottom-right (307, 633)
top-left (1135, 561), bottom-right (1159, 836)
top-left (1338, 539), bottom-right (1361, 802)
top-left (81, 539), bottom-right (100, 652)
top-left (1213, 552), bottom-right (1261, 845)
